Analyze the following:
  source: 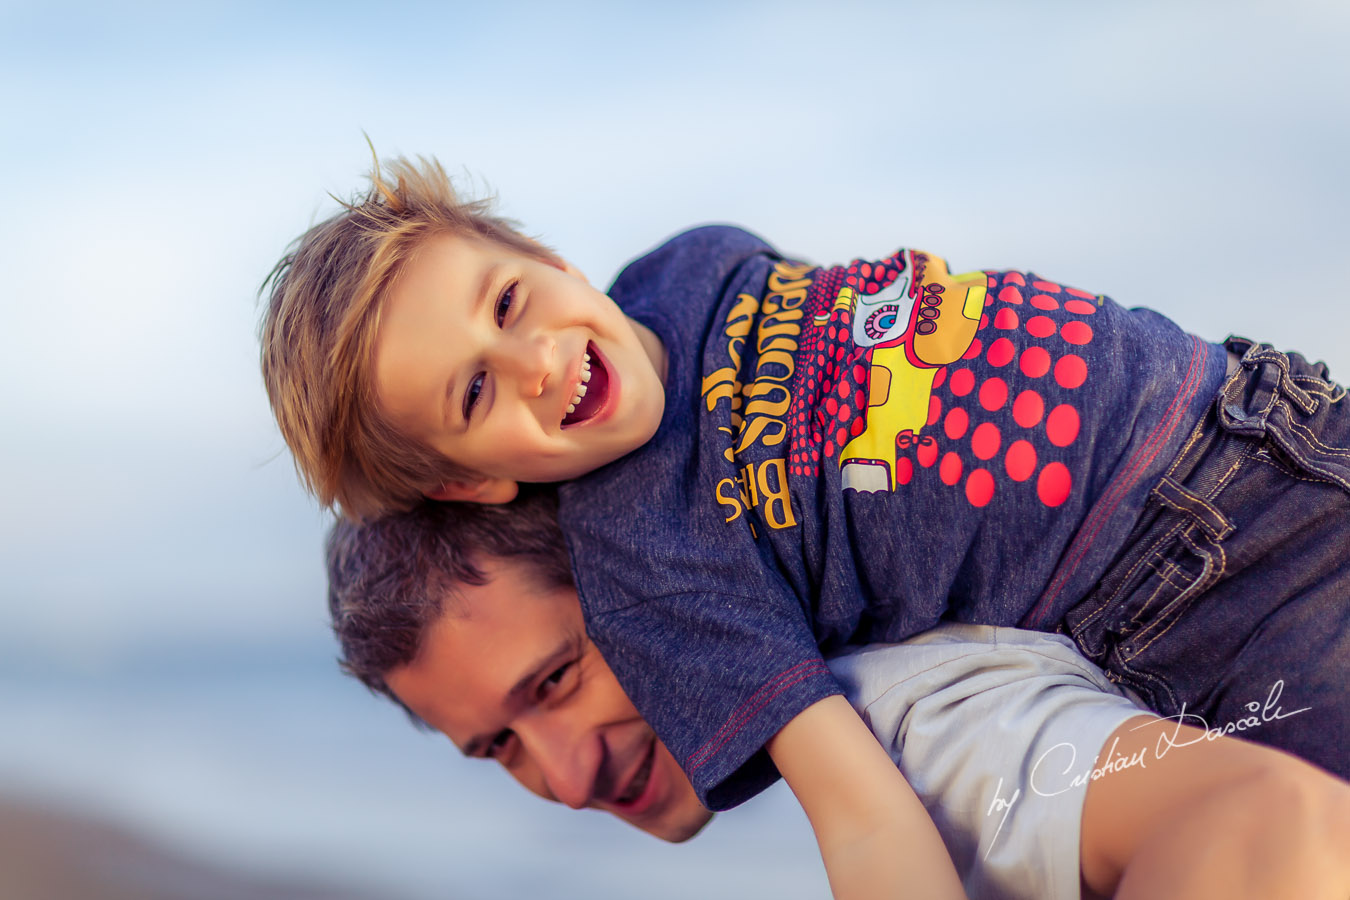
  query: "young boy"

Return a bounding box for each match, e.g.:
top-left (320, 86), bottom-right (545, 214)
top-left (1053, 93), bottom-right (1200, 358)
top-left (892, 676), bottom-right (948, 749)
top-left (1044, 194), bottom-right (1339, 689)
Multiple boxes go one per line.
top-left (325, 493), bottom-right (1350, 899)
top-left (262, 155), bottom-right (1350, 893)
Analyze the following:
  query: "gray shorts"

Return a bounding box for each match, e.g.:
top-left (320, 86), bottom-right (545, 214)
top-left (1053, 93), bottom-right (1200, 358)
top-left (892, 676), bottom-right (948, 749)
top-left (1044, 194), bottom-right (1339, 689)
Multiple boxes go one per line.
top-left (828, 624), bottom-right (1147, 900)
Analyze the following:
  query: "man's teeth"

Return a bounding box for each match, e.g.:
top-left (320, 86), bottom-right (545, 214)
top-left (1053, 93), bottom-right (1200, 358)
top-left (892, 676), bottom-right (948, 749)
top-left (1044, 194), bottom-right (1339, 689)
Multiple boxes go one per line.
top-left (618, 753), bottom-right (652, 804)
top-left (567, 351), bottom-right (594, 414)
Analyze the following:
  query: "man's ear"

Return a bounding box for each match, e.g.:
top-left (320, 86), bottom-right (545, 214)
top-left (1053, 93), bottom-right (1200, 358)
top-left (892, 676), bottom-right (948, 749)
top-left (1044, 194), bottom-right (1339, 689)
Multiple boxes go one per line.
top-left (425, 477), bottom-right (520, 505)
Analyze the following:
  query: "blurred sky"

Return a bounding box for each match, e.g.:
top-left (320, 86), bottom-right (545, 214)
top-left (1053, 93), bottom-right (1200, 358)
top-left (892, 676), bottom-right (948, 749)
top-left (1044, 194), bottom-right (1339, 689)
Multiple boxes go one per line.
top-left (4, 0), bottom-right (1349, 660)
top-left (1, 0), bottom-right (1348, 890)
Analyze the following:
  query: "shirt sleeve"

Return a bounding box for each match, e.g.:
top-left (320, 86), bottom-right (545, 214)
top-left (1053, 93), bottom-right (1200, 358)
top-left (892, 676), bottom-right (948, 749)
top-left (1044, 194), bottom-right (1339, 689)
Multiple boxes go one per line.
top-left (587, 590), bottom-right (844, 811)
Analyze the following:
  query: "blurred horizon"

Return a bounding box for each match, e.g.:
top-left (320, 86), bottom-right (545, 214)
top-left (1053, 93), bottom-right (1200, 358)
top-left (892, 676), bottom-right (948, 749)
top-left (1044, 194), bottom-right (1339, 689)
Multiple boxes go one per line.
top-left (3, 0), bottom-right (1348, 896)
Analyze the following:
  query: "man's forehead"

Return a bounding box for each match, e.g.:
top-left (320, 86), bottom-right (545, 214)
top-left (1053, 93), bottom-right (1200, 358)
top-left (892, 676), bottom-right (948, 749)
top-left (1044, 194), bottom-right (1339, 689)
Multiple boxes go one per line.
top-left (391, 567), bottom-right (585, 737)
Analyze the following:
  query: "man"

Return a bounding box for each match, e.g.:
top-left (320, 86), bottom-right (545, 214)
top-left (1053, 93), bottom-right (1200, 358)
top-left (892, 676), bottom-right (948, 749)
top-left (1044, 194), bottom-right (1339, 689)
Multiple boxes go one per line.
top-left (325, 492), bottom-right (1350, 900)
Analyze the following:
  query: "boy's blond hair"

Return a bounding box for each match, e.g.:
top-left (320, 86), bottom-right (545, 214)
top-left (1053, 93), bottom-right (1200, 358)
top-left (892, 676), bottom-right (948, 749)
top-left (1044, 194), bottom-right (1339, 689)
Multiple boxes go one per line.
top-left (260, 155), bottom-right (563, 519)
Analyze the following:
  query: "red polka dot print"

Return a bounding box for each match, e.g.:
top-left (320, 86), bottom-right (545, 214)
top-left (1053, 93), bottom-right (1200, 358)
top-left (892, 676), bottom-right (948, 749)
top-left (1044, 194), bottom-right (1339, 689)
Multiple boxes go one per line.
top-left (971, 422), bottom-right (1001, 460)
top-left (998, 286), bottom-right (1024, 305)
top-left (1019, 347), bottom-right (1051, 378)
top-left (950, 368), bottom-right (976, 397)
top-left (965, 468), bottom-right (995, 507)
top-left (1026, 315), bottom-right (1056, 338)
top-left (994, 309), bottom-right (1020, 330)
top-left (896, 456), bottom-right (914, 485)
top-left (945, 407), bottom-right (969, 440)
top-left (1037, 462), bottom-right (1072, 507)
top-left (1005, 273), bottom-right (1026, 286)
top-left (1032, 280), bottom-right (1060, 293)
top-left (1064, 299), bottom-right (1097, 315)
top-left (1005, 440), bottom-right (1037, 481)
top-left (979, 377), bottom-right (1008, 411)
top-left (1046, 404), bottom-right (1081, 446)
top-left (1030, 294), bottom-right (1059, 311)
top-left (927, 395), bottom-right (942, 426)
top-left (1054, 354), bottom-right (1087, 389)
top-left (933, 367), bottom-right (948, 389)
top-left (987, 338), bottom-right (1015, 368)
top-left (940, 451), bottom-right (963, 485)
top-left (1013, 390), bottom-right (1044, 428)
top-left (1061, 321), bottom-right (1093, 345)
top-left (963, 338), bottom-right (983, 361)
top-left (917, 440), bottom-right (939, 468)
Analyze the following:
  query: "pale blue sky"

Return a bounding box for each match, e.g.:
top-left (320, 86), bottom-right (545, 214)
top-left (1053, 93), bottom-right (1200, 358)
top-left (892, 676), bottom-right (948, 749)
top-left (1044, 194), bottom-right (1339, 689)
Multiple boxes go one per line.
top-left (3, 0), bottom-right (1348, 655)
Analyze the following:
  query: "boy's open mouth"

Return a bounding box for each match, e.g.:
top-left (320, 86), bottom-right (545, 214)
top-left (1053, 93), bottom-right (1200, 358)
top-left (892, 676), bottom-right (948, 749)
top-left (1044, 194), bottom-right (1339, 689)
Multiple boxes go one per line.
top-left (562, 343), bottom-right (609, 427)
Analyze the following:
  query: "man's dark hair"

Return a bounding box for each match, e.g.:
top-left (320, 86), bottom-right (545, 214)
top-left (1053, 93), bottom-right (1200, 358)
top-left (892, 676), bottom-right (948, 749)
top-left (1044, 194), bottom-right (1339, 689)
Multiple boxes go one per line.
top-left (325, 487), bottom-right (572, 722)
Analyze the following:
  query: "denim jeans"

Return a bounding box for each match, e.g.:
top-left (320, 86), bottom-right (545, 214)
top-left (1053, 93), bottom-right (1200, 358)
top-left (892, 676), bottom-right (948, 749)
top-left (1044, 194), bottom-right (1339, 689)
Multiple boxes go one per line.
top-left (1063, 337), bottom-right (1350, 780)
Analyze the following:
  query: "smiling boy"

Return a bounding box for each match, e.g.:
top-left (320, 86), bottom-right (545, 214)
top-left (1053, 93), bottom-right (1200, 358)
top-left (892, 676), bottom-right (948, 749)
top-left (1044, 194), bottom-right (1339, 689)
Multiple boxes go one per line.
top-left (370, 232), bottom-right (667, 499)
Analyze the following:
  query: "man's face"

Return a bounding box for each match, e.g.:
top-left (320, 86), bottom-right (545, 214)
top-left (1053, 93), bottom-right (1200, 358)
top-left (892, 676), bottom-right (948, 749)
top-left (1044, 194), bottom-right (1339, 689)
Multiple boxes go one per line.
top-left (384, 557), bottom-right (712, 842)
top-left (373, 233), bottom-right (668, 496)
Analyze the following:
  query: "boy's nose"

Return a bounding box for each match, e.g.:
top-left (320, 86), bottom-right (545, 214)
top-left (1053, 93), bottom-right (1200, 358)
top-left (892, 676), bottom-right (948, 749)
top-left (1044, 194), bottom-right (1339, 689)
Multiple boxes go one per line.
top-left (498, 333), bottom-right (554, 397)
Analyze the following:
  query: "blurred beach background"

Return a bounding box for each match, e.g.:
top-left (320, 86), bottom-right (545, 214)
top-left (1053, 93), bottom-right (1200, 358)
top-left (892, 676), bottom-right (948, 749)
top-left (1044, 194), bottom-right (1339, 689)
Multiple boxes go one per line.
top-left (2, 1), bottom-right (1348, 897)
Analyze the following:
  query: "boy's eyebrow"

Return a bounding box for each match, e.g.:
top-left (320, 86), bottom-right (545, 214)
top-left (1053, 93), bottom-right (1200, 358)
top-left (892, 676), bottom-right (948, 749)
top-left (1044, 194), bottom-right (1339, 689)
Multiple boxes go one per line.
top-left (460, 634), bottom-right (576, 758)
top-left (442, 264), bottom-right (502, 429)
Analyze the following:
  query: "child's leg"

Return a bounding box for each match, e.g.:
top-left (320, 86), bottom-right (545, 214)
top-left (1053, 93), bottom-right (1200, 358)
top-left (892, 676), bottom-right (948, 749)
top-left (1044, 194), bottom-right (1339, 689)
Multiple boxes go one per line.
top-left (829, 625), bottom-right (1151, 900)
top-left (1064, 338), bottom-right (1350, 779)
top-left (1080, 716), bottom-right (1350, 899)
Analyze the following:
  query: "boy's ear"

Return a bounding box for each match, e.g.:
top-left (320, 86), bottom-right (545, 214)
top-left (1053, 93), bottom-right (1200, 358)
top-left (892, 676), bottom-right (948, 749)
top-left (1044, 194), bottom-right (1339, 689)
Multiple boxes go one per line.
top-left (556, 257), bottom-right (588, 283)
top-left (426, 477), bottom-right (520, 505)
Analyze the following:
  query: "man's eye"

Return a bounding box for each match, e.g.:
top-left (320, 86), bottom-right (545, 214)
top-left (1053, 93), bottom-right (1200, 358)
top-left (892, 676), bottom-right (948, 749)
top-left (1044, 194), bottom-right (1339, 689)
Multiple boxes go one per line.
top-left (463, 373), bottom-right (485, 419)
top-left (486, 729), bottom-right (515, 759)
top-left (540, 662), bottom-right (573, 698)
top-left (495, 283), bottom-right (516, 326)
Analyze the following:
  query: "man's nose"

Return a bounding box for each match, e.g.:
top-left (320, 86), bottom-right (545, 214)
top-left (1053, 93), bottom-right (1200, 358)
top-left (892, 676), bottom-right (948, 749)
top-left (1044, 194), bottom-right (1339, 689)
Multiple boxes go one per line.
top-left (496, 332), bottom-right (554, 397)
top-left (521, 720), bottom-right (602, 810)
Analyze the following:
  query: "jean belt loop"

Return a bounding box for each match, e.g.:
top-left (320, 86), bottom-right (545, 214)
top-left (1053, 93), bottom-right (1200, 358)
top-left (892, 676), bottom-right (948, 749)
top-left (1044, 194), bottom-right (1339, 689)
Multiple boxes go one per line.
top-left (1150, 475), bottom-right (1235, 542)
top-left (1277, 365), bottom-right (1319, 415)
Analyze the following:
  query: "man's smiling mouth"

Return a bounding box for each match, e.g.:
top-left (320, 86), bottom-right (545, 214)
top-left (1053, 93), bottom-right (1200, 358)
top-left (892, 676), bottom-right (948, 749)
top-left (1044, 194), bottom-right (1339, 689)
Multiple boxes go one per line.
top-left (562, 344), bottom-right (609, 427)
top-left (615, 740), bottom-right (655, 806)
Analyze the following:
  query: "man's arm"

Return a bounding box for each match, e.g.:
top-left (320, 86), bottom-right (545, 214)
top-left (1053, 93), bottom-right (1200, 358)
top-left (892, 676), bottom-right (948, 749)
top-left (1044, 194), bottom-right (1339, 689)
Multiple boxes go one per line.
top-left (766, 695), bottom-right (965, 900)
top-left (1080, 715), bottom-right (1350, 899)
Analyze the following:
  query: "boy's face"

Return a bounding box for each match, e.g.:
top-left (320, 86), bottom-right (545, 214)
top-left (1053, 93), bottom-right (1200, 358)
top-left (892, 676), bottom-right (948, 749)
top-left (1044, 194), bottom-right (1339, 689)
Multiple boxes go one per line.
top-left (373, 233), bottom-right (668, 500)
top-left (384, 557), bottom-right (712, 843)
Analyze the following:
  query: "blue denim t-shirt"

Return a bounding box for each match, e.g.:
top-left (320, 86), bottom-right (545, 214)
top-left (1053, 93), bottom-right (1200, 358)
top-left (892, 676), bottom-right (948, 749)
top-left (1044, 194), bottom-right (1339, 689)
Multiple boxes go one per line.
top-left (557, 225), bottom-right (1226, 810)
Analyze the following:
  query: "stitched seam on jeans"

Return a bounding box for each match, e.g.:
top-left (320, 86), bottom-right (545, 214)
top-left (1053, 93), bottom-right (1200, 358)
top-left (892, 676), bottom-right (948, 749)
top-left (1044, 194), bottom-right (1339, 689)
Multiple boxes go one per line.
top-left (1026, 336), bottom-right (1208, 626)
top-left (1129, 572), bottom-right (1178, 628)
top-left (1166, 407), bottom-right (1213, 479)
top-left (1157, 477), bottom-right (1233, 537)
top-left (1109, 653), bottom-right (1179, 709)
top-left (1071, 516), bottom-right (1189, 634)
top-left (1130, 531), bottom-right (1226, 657)
top-left (1251, 453), bottom-right (1331, 484)
top-left (1151, 557), bottom-right (1188, 590)
top-left (1283, 416), bottom-right (1350, 460)
top-left (1291, 375), bottom-right (1338, 397)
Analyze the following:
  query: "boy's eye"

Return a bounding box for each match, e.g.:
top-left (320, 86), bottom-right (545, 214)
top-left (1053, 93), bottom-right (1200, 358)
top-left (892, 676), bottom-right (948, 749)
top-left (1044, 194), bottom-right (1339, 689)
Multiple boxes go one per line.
top-left (463, 373), bottom-right (485, 420)
top-left (494, 283), bottom-right (515, 326)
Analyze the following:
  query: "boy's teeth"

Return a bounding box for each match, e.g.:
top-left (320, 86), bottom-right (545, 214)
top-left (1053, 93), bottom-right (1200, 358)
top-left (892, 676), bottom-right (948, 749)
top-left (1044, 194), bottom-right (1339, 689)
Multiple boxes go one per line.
top-left (569, 351), bottom-right (594, 411)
